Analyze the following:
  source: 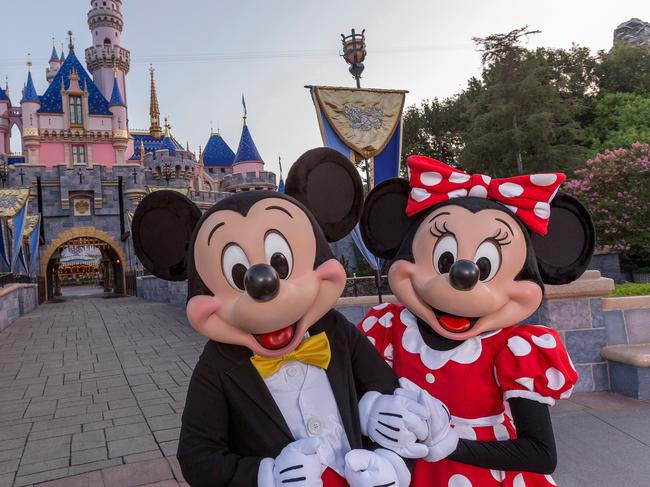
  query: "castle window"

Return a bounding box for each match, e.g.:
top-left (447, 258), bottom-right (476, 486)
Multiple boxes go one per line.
top-left (69, 96), bottom-right (83, 126)
top-left (72, 144), bottom-right (86, 164)
top-left (104, 38), bottom-right (111, 46)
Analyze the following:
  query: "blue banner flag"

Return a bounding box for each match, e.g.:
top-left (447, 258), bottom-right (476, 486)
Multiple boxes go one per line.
top-left (10, 203), bottom-right (28, 273)
top-left (29, 218), bottom-right (41, 274)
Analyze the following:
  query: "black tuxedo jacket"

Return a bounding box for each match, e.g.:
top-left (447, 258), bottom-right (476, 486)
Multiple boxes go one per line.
top-left (177, 309), bottom-right (400, 487)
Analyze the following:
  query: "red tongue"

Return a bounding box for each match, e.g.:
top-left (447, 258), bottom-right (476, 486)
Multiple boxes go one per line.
top-left (438, 314), bottom-right (472, 333)
top-left (257, 325), bottom-right (295, 350)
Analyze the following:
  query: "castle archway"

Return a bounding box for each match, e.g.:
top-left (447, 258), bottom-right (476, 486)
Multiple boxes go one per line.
top-left (41, 227), bottom-right (126, 301)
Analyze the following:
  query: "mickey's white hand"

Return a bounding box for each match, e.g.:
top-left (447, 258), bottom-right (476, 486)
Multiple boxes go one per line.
top-left (359, 391), bottom-right (430, 458)
top-left (395, 378), bottom-right (459, 462)
top-left (344, 449), bottom-right (410, 487)
top-left (258, 438), bottom-right (327, 487)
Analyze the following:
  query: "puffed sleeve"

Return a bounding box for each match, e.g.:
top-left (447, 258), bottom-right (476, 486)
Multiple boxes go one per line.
top-left (495, 325), bottom-right (578, 406)
top-left (356, 303), bottom-right (400, 366)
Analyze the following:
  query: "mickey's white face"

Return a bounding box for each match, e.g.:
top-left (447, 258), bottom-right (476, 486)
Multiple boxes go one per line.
top-left (389, 205), bottom-right (543, 340)
top-left (186, 197), bottom-right (347, 358)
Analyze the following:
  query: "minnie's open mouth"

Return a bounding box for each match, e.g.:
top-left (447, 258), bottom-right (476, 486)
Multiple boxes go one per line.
top-left (254, 323), bottom-right (297, 350)
top-left (431, 307), bottom-right (479, 333)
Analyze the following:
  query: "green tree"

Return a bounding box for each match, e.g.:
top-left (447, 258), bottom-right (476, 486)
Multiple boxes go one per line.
top-left (596, 42), bottom-right (650, 95)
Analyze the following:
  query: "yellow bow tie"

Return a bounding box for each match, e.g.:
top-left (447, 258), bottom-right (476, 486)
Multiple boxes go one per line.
top-left (251, 332), bottom-right (331, 379)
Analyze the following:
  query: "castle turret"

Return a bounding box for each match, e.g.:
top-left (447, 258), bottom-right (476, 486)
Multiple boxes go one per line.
top-left (46, 45), bottom-right (61, 83)
top-left (85, 0), bottom-right (130, 102)
top-left (21, 64), bottom-right (41, 163)
top-left (109, 72), bottom-right (128, 163)
top-left (233, 119), bottom-right (264, 176)
top-left (0, 84), bottom-right (10, 155)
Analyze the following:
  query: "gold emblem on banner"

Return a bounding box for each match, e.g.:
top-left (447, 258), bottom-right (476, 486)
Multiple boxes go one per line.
top-left (0, 188), bottom-right (30, 218)
top-left (8, 214), bottom-right (40, 237)
top-left (312, 86), bottom-right (406, 159)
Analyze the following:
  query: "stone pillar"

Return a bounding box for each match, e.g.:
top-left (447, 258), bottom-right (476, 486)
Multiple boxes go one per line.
top-left (103, 260), bottom-right (111, 292)
top-left (53, 263), bottom-right (62, 297)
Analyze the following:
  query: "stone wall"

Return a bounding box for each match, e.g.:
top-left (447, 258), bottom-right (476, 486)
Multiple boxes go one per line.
top-left (0, 284), bottom-right (38, 332)
top-left (137, 276), bottom-right (187, 309)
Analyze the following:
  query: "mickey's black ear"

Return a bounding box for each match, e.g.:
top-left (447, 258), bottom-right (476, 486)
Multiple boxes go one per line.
top-left (360, 178), bottom-right (412, 260)
top-left (531, 193), bottom-right (595, 285)
top-left (132, 190), bottom-right (201, 281)
top-left (285, 147), bottom-right (363, 242)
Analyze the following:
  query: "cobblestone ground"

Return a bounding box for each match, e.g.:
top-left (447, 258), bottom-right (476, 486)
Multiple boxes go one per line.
top-left (0, 296), bottom-right (205, 487)
top-left (1, 296), bottom-right (650, 487)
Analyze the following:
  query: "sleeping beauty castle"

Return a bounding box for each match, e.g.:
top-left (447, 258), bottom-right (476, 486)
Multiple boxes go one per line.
top-left (0, 0), bottom-right (278, 301)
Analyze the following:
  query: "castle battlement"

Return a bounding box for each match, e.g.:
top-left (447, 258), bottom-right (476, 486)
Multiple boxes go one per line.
top-left (221, 171), bottom-right (277, 193)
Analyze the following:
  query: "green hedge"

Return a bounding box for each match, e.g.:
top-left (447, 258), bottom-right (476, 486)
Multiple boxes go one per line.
top-left (610, 283), bottom-right (650, 297)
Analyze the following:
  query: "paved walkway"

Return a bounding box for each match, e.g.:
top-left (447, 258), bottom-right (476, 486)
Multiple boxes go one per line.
top-left (0, 296), bottom-right (649, 486)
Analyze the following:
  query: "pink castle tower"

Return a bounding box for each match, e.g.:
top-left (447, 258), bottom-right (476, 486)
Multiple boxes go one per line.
top-left (20, 62), bottom-right (41, 164)
top-left (0, 82), bottom-right (10, 155)
top-left (46, 45), bottom-right (62, 83)
top-left (232, 105), bottom-right (264, 177)
top-left (85, 0), bottom-right (130, 103)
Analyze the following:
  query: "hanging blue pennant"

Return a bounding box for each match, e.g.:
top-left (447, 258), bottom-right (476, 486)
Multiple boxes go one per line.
top-left (373, 121), bottom-right (402, 185)
top-left (10, 203), bottom-right (28, 273)
top-left (350, 224), bottom-right (384, 271)
top-left (0, 220), bottom-right (9, 269)
top-left (29, 218), bottom-right (41, 274)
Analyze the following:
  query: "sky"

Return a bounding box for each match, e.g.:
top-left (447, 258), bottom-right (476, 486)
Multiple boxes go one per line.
top-left (0, 0), bottom-right (646, 176)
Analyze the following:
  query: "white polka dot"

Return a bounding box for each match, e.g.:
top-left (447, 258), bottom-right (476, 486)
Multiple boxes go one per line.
top-left (449, 172), bottom-right (471, 184)
top-left (545, 474), bottom-right (557, 485)
top-left (372, 303), bottom-right (389, 311)
top-left (384, 344), bottom-right (394, 360)
top-left (493, 424), bottom-right (509, 440)
top-left (490, 470), bottom-right (505, 482)
top-left (481, 175), bottom-right (492, 185)
top-left (546, 367), bottom-right (566, 391)
top-left (448, 474), bottom-right (473, 487)
top-left (531, 173), bottom-right (557, 186)
top-left (378, 312), bottom-right (394, 328)
top-left (448, 188), bottom-right (468, 198)
top-left (367, 336), bottom-right (376, 346)
top-left (425, 373), bottom-right (435, 384)
top-left (468, 185), bottom-right (488, 198)
top-left (361, 316), bottom-right (378, 332)
top-left (498, 182), bottom-right (524, 198)
top-left (515, 377), bottom-right (535, 391)
top-left (534, 201), bottom-right (551, 219)
top-left (507, 336), bottom-right (532, 357)
top-left (420, 171), bottom-right (442, 186)
top-left (453, 424), bottom-right (476, 440)
top-left (513, 473), bottom-right (526, 487)
top-left (504, 204), bottom-right (518, 214)
top-left (410, 187), bottom-right (430, 202)
top-left (532, 333), bottom-right (557, 349)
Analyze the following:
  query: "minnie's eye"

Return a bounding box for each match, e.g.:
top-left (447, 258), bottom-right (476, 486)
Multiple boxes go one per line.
top-left (264, 231), bottom-right (293, 279)
top-left (433, 235), bottom-right (457, 274)
top-left (474, 241), bottom-right (501, 281)
top-left (222, 244), bottom-right (250, 291)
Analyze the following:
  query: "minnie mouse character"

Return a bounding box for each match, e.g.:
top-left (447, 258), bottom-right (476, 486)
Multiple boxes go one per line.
top-left (357, 156), bottom-right (595, 486)
top-left (132, 148), bottom-right (451, 487)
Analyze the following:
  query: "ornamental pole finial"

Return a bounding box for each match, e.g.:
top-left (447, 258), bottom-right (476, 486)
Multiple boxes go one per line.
top-left (67, 30), bottom-right (74, 51)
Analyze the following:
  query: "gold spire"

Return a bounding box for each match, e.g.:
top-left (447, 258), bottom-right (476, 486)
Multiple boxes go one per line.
top-left (149, 65), bottom-right (161, 138)
top-left (140, 139), bottom-right (145, 163)
top-left (164, 117), bottom-right (171, 137)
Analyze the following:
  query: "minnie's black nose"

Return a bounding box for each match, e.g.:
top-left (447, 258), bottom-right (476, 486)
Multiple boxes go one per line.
top-left (449, 260), bottom-right (480, 291)
top-left (244, 264), bottom-right (280, 302)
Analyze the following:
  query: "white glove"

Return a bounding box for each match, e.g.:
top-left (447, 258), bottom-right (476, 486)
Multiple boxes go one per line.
top-left (395, 378), bottom-right (459, 462)
top-left (344, 448), bottom-right (410, 487)
top-left (258, 438), bottom-right (332, 487)
top-left (359, 390), bottom-right (430, 458)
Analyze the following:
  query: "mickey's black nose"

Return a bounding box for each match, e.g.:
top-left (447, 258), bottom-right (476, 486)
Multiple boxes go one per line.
top-left (449, 260), bottom-right (480, 291)
top-left (244, 264), bottom-right (280, 302)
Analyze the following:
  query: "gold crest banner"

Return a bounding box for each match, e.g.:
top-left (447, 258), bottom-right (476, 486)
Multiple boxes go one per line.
top-left (8, 214), bottom-right (40, 237)
top-left (145, 186), bottom-right (190, 197)
top-left (312, 86), bottom-right (407, 159)
top-left (0, 188), bottom-right (30, 218)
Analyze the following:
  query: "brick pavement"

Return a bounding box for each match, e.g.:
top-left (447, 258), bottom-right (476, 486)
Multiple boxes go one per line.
top-left (0, 296), bottom-right (206, 487)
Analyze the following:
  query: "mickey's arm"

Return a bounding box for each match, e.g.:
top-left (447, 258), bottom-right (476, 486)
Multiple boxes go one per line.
top-left (177, 351), bottom-right (261, 487)
top-left (449, 397), bottom-right (557, 474)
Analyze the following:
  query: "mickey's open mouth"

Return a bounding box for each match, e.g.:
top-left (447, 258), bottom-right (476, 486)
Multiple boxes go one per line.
top-left (254, 323), bottom-right (297, 350)
top-left (431, 307), bottom-right (479, 333)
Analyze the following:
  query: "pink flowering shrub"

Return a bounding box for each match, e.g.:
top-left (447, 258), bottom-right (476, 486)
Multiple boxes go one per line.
top-left (566, 142), bottom-right (650, 264)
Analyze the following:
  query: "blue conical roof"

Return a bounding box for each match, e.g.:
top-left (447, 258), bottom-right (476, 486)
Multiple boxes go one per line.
top-left (0, 85), bottom-right (9, 103)
top-left (233, 124), bottom-right (262, 163)
top-left (109, 76), bottom-right (125, 106)
top-left (49, 46), bottom-right (59, 63)
top-left (60, 50), bottom-right (66, 63)
top-left (162, 135), bottom-right (176, 156)
top-left (203, 132), bottom-right (235, 166)
top-left (277, 178), bottom-right (285, 193)
top-left (21, 72), bottom-right (40, 103)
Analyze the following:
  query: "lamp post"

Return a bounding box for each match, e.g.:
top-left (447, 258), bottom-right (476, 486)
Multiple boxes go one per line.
top-left (340, 28), bottom-right (366, 88)
top-left (0, 159), bottom-right (8, 187)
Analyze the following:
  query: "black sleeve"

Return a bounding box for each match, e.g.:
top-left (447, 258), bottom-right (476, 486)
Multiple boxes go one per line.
top-left (177, 346), bottom-right (262, 487)
top-left (447, 398), bottom-right (557, 474)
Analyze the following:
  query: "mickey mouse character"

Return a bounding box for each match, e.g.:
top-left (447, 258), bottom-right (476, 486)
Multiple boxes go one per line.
top-left (356, 156), bottom-right (595, 487)
top-left (132, 148), bottom-right (451, 487)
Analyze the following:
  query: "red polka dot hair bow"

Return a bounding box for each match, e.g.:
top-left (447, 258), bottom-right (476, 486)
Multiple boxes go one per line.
top-left (406, 156), bottom-right (566, 236)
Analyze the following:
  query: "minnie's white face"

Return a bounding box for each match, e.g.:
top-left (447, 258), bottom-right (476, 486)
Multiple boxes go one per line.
top-left (388, 205), bottom-right (543, 340)
top-left (186, 197), bottom-right (347, 358)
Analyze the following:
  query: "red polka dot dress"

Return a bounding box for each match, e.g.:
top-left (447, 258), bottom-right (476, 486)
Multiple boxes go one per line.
top-left (358, 303), bottom-right (578, 487)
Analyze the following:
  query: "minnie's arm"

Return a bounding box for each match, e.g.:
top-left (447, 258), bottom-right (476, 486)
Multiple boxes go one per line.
top-left (448, 397), bottom-right (557, 474)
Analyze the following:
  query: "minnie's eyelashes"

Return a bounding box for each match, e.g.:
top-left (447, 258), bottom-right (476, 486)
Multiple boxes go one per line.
top-left (430, 220), bottom-right (451, 238)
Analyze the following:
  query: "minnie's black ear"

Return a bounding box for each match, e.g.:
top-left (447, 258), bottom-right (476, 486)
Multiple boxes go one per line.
top-left (360, 178), bottom-right (412, 260)
top-left (285, 147), bottom-right (363, 242)
top-left (132, 190), bottom-right (201, 281)
top-left (531, 193), bottom-right (595, 285)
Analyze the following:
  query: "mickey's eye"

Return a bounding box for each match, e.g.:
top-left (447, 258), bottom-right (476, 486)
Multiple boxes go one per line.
top-left (433, 235), bottom-right (457, 274)
top-left (264, 231), bottom-right (293, 279)
top-left (474, 241), bottom-right (501, 281)
top-left (222, 244), bottom-right (250, 291)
